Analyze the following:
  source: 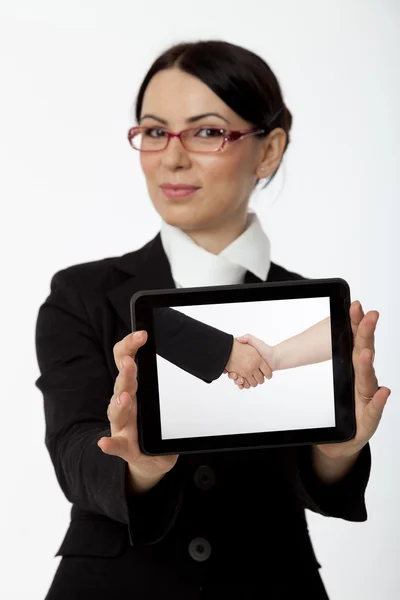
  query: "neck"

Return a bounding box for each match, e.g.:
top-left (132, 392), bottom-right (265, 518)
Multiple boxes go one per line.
top-left (183, 208), bottom-right (249, 255)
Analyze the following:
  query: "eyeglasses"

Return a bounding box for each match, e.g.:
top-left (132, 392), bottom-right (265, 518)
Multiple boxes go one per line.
top-left (127, 125), bottom-right (266, 153)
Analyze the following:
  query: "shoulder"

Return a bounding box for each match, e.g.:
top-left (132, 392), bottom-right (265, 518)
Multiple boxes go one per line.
top-left (48, 236), bottom-right (156, 295)
top-left (49, 255), bottom-right (120, 295)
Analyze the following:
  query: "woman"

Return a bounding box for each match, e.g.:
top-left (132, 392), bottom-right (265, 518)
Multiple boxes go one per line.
top-left (35, 40), bottom-right (390, 599)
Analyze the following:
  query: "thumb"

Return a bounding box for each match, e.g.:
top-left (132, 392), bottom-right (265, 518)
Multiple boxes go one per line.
top-left (237, 334), bottom-right (266, 358)
top-left (98, 434), bottom-right (129, 460)
top-left (236, 333), bottom-right (252, 344)
top-left (361, 387), bottom-right (390, 438)
top-left (236, 333), bottom-right (259, 346)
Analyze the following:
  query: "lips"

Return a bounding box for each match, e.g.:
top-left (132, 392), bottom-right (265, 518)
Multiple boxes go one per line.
top-left (160, 184), bottom-right (200, 190)
top-left (160, 185), bottom-right (200, 199)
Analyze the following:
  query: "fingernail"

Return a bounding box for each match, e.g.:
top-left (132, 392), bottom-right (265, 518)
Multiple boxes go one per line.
top-left (116, 394), bottom-right (121, 405)
top-left (119, 359), bottom-right (124, 372)
top-left (132, 331), bottom-right (143, 340)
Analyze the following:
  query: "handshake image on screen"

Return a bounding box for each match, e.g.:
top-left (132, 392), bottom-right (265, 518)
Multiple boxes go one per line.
top-left (153, 307), bottom-right (332, 390)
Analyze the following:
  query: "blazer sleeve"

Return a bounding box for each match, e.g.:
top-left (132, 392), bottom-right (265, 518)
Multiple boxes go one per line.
top-left (153, 307), bottom-right (234, 383)
top-left (278, 271), bottom-right (371, 521)
top-left (287, 442), bottom-right (371, 521)
top-left (34, 270), bottom-right (185, 546)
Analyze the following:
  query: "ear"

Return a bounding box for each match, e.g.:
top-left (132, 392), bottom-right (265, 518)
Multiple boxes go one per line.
top-left (257, 128), bottom-right (287, 177)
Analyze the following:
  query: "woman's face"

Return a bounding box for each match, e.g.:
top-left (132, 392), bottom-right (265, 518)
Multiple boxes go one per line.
top-left (138, 68), bottom-right (270, 233)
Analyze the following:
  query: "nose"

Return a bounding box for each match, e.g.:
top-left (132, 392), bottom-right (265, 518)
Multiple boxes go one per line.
top-left (161, 135), bottom-right (191, 170)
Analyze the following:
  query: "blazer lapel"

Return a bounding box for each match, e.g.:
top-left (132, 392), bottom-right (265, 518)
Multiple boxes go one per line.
top-left (107, 232), bottom-right (289, 332)
top-left (106, 234), bottom-right (176, 332)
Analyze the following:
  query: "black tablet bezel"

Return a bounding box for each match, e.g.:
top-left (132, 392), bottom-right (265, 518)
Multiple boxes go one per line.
top-left (130, 277), bottom-right (356, 455)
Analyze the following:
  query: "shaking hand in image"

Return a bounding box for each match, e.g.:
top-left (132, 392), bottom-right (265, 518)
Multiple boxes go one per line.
top-left (228, 316), bottom-right (331, 389)
top-left (153, 307), bottom-right (272, 387)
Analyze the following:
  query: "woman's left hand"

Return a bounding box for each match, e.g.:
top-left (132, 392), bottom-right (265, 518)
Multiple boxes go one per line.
top-left (316, 300), bottom-right (391, 460)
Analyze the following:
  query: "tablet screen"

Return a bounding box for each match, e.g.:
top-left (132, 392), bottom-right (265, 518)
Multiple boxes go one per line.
top-left (155, 296), bottom-right (335, 440)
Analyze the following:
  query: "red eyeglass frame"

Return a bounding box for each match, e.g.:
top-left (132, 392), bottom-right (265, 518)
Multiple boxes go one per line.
top-left (127, 126), bottom-right (267, 153)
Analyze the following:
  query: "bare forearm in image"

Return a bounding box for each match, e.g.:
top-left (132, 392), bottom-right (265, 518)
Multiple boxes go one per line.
top-left (274, 316), bottom-right (332, 370)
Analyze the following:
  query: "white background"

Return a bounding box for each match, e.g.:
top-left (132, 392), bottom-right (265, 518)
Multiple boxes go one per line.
top-left (0, 1), bottom-right (398, 599)
top-left (156, 297), bottom-right (335, 438)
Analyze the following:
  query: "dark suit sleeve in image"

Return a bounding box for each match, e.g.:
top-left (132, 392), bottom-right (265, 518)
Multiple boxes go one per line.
top-left (153, 307), bottom-right (234, 383)
top-left (35, 271), bottom-right (185, 546)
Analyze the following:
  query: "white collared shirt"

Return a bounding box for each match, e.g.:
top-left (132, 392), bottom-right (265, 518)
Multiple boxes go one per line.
top-left (160, 211), bottom-right (271, 288)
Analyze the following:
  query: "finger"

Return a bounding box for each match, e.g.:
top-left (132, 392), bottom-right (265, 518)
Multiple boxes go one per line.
top-left (353, 310), bottom-right (378, 361)
top-left (113, 354), bottom-right (138, 401)
top-left (113, 330), bottom-right (148, 369)
top-left (260, 360), bottom-right (272, 380)
top-left (228, 372), bottom-right (238, 380)
top-left (107, 390), bottom-right (136, 434)
top-left (355, 348), bottom-right (379, 401)
top-left (236, 378), bottom-right (249, 389)
top-left (254, 369), bottom-right (265, 385)
top-left (361, 386), bottom-right (391, 438)
top-left (349, 301), bottom-right (364, 342)
top-left (246, 374), bottom-right (258, 388)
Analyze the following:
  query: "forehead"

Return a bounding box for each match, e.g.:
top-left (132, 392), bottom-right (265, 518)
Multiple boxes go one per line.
top-left (140, 68), bottom-right (244, 125)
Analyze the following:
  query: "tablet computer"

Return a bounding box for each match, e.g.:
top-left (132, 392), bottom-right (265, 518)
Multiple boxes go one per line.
top-left (130, 278), bottom-right (356, 455)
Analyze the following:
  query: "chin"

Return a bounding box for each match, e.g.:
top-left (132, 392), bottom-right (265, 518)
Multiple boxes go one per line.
top-left (153, 200), bottom-right (208, 231)
top-left (161, 210), bottom-right (203, 231)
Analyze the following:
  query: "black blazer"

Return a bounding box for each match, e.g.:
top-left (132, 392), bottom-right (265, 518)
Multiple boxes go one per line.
top-left (35, 233), bottom-right (371, 600)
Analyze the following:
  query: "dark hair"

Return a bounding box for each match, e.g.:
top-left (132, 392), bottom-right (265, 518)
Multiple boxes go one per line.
top-left (134, 40), bottom-right (293, 190)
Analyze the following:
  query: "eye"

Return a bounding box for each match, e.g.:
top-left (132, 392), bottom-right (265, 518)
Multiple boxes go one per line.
top-left (195, 127), bottom-right (226, 138)
top-left (144, 127), bottom-right (167, 138)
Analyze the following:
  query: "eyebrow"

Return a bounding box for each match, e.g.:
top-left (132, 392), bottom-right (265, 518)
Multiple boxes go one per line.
top-left (139, 112), bottom-right (231, 125)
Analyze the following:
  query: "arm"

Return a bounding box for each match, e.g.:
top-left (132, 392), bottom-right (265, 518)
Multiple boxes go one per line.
top-left (127, 466), bottom-right (167, 495)
top-left (265, 272), bottom-right (371, 520)
top-left (276, 317), bottom-right (370, 519)
top-left (276, 315), bottom-right (371, 515)
top-left (311, 446), bottom-right (361, 485)
top-left (274, 316), bottom-right (332, 370)
top-left (235, 316), bottom-right (332, 376)
top-left (236, 314), bottom-right (370, 518)
top-left (153, 307), bottom-right (234, 382)
top-left (35, 271), bottom-right (185, 546)
top-left (291, 442), bottom-right (371, 521)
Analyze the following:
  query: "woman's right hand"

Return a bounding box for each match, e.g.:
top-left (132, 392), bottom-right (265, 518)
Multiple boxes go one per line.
top-left (97, 330), bottom-right (179, 481)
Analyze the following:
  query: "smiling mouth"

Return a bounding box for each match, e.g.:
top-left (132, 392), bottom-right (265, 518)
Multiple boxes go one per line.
top-left (160, 186), bottom-right (200, 199)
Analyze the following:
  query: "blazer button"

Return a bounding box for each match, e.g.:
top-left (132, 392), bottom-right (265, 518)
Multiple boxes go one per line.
top-left (188, 537), bottom-right (212, 562)
top-left (193, 465), bottom-right (216, 491)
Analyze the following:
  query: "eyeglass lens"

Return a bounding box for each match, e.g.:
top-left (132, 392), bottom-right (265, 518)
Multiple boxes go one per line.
top-left (130, 127), bottom-right (226, 152)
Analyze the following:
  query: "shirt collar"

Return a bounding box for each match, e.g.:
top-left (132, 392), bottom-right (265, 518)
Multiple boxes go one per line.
top-left (160, 211), bottom-right (271, 288)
